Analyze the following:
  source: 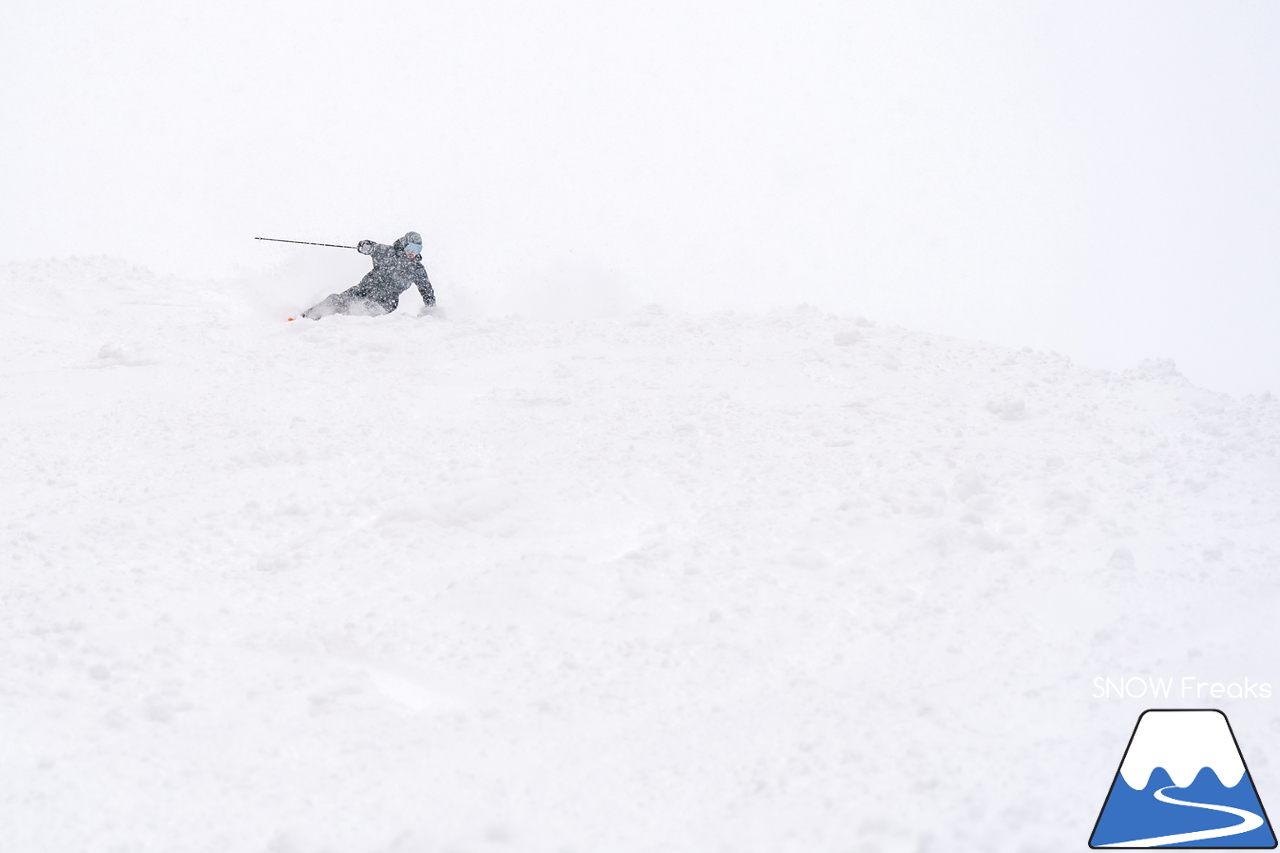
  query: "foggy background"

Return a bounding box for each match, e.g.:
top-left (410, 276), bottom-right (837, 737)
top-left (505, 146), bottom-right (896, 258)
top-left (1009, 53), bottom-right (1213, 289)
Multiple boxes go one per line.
top-left (2, 0), bottom-right (1277, 394)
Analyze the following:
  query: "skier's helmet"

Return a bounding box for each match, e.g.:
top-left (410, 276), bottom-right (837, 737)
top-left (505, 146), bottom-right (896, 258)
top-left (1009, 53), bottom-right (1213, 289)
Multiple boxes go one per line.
top-left (402, 231), bottom-right (423, 255)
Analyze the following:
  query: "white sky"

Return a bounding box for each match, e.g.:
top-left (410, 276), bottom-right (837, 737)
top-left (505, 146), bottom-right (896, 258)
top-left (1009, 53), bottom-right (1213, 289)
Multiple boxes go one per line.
top-left (2, 0), bottom-right (1277, 394)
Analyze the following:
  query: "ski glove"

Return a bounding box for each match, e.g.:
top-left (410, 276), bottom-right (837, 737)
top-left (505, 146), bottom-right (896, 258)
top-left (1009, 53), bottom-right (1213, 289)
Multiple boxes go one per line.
top-left (357, 240), bottom-right (375, 255)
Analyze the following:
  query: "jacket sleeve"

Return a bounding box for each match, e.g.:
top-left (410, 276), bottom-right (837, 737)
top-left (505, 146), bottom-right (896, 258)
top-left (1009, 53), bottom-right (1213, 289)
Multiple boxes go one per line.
top-left (363, 241), bottom-right (396, 263)
top-left (414, 266), bottom-right (435, 306)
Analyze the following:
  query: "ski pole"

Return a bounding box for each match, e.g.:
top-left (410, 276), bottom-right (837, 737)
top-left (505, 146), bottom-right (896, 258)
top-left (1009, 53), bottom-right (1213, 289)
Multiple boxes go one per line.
top-left (255, 237), bottom-right (356, 249)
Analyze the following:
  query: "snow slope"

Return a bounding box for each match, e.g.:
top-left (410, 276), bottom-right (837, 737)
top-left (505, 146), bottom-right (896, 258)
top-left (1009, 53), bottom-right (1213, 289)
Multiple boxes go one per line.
top-left (2, 258), bottom-right (1279, 852)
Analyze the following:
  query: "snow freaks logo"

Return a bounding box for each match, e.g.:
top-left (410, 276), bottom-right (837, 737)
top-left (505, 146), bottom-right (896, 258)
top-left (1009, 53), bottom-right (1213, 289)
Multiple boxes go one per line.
top-left (1089, 710), bottom-right (1277, 848)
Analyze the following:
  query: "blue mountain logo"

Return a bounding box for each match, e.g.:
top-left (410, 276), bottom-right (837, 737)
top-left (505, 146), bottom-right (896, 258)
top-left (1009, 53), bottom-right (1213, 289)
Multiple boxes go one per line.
top-left (1090, 709), bottom-right (1276, 848)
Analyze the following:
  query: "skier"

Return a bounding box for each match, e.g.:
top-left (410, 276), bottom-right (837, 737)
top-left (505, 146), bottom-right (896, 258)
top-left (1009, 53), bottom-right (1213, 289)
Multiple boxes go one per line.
top-left (300, 232), bottom-right (435, 319)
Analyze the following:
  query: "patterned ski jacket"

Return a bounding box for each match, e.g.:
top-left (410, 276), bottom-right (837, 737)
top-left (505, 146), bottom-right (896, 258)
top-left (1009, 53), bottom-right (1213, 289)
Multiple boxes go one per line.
top-left (349, 233), bottom-right (435, 310)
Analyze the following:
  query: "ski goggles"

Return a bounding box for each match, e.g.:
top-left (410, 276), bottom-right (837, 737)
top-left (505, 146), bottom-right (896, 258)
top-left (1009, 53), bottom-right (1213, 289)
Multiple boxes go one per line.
top-left (405, 242), bottom-right (422, 255)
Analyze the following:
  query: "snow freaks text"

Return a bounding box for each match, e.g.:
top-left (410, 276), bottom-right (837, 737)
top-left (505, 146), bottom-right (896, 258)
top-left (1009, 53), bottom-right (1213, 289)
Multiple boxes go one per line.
top-left (1092, 677), bottom-right (1273, 700)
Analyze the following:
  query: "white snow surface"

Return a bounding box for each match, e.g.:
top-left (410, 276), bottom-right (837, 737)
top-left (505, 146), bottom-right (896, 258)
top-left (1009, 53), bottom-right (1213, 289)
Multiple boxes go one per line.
top-left (3, 258), bottom-right (1280, 852)
top-left (1118, 710), bottom-right (1245, 790)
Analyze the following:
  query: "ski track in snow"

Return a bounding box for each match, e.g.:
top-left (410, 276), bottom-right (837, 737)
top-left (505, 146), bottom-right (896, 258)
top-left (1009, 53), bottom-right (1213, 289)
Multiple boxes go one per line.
top-left (2, 258), bottom-right (1279, 852)
top-left (1098, 784), bottom-right (1264, 847)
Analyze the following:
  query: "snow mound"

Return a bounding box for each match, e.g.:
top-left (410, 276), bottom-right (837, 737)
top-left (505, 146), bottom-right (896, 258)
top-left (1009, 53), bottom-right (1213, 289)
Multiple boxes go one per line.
top-left (2, 258), bottom-right (1279, 852)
